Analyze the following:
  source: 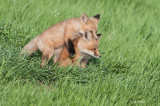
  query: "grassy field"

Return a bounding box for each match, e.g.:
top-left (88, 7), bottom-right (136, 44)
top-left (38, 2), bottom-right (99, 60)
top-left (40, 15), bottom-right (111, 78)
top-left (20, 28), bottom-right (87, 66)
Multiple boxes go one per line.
top-left (0, 0), bottom-right (160, 105)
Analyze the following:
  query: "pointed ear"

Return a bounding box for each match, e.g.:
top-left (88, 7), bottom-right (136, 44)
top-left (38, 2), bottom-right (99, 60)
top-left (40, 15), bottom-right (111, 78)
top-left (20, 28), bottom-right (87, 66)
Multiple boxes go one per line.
top-left (97, 33), bottom-right (102, 39)
top-left (93, 14), bottom-right (100, 20)
top-left (81, 13), bottom-right (88, 24)
top-left (83, 31), bottom-right (92, 40)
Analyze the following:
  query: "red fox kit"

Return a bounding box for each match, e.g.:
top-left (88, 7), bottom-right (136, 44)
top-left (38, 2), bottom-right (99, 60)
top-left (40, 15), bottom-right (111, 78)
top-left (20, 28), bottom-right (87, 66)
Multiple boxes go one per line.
top-left (21, 13), bottom-right (100, 68)
top-left (57, 30), bottom-right (101, 68)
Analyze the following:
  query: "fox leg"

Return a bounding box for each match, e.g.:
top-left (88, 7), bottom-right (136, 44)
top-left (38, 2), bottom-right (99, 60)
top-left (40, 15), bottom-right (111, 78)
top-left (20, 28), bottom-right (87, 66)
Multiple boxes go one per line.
top-left (53, 57), bottom-right (58, 63)
top-left (81, 61), bottom-right (88, 68)
top-left (64, 31), bottom-right (75, 58)
top-left (58, 58), bottom-right (72, 67)
top-left (80, 58), bottom-right (89, 68)
top-left (41, 48), bottom-right (54, 68)
top-left (72, 55), bottom-right (81, 67)
top-left (53, 47), bottom-right (64, 63)
top-left (37, 38), bottom-right (54, 68)
top-left (64, 38), bottom-right (75, 57)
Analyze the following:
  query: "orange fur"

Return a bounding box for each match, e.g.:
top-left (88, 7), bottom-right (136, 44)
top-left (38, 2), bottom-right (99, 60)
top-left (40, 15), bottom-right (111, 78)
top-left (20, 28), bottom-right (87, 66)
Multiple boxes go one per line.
top-left (57, 30), bottom-right (101, 68)
top-left (21, 13), bottom-right (100, 68)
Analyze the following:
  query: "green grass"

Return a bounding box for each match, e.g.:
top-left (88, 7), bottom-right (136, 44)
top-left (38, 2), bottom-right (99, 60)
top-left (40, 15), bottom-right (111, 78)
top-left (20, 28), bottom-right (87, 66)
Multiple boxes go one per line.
top-left (0, 0), bottom-right (160, 105)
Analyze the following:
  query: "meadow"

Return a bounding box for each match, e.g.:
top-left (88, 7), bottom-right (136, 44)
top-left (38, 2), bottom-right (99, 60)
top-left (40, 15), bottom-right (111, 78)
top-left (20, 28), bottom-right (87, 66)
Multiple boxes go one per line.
top-left (0, 0), bottom-right (160, 105)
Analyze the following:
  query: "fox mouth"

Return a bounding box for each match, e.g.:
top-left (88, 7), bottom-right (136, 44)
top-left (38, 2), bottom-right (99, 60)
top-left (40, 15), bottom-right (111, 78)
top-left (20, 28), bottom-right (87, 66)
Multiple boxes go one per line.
top-left (84, 53), bottom-right (100, 58)
top-left (80, 49), bottom-right (100, 58)
top-left (92, 55), bottom-right (100, 58)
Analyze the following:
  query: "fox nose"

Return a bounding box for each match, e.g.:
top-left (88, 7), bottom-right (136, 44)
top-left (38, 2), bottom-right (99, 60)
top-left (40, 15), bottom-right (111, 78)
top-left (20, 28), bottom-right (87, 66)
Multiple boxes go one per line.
top-left (99, 55), bottom-right (101, 58)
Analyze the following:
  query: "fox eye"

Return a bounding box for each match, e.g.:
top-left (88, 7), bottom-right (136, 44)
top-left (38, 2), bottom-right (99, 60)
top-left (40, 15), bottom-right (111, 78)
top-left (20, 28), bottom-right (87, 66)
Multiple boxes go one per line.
top-left (92, 48), bottom-right (96, 51)
top-left (90, 31), bottom-right (93, 33)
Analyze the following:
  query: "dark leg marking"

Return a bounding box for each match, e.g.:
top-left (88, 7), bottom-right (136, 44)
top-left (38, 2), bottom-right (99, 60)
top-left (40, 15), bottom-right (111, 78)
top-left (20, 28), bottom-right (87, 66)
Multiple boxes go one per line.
top-left (67, 39), bottom-right (75, 58)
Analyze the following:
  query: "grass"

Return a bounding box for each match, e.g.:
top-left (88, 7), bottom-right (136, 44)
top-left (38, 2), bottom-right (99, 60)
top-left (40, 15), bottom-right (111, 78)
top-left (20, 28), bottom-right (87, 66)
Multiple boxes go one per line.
top-left (0, 0), bottom-right (160, 105)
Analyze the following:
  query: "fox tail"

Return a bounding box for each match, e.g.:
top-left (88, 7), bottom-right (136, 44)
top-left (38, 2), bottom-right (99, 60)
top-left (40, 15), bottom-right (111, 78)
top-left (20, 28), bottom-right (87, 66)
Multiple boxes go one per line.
top-left (21, 36), bottom-right (39, 55)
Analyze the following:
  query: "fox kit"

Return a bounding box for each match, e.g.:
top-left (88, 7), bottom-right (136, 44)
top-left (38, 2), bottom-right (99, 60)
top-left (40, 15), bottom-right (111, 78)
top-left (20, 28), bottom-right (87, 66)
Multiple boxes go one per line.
top-left (57, 30), bottom-right (101, 68)
top-left (21, 13), bottom-right (100, 68)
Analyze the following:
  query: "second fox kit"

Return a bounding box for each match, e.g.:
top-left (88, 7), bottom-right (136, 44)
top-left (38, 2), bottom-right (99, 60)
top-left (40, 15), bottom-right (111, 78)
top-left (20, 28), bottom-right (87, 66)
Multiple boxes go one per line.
top-left (57, 30), bottom-right (101, 68)
top-left (21, 13), bottom-right (100, 67)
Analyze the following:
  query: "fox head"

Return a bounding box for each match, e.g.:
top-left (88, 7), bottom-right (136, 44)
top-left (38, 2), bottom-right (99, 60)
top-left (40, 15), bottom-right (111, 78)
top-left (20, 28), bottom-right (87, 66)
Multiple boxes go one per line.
top-left (77, 30), bottom-right (102, 58)
top-left (80, 13), bottom-right (100, 40)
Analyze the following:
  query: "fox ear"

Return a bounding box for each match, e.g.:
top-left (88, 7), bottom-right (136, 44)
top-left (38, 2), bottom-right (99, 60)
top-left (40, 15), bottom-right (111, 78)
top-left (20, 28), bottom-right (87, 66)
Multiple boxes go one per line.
top-left (93, 14), bottom-right (100, 20)
top-left (97, 33), bottom-right (102, 39)
top-left (81, 13), bottom-right (88, 24)
top-left (83, 31), bottom-right (91, 40)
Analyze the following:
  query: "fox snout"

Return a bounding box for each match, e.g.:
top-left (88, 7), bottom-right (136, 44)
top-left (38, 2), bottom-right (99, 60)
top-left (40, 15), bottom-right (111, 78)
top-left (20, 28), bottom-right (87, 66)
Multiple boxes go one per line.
top-left (94, 50), bottom-right (101, 58)
top-left (93, 54), bottom-right (101, 58)
top-left (97, 55), bottom-right (101, 58)
top-left (94, 55), bottom-right (101, 58)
